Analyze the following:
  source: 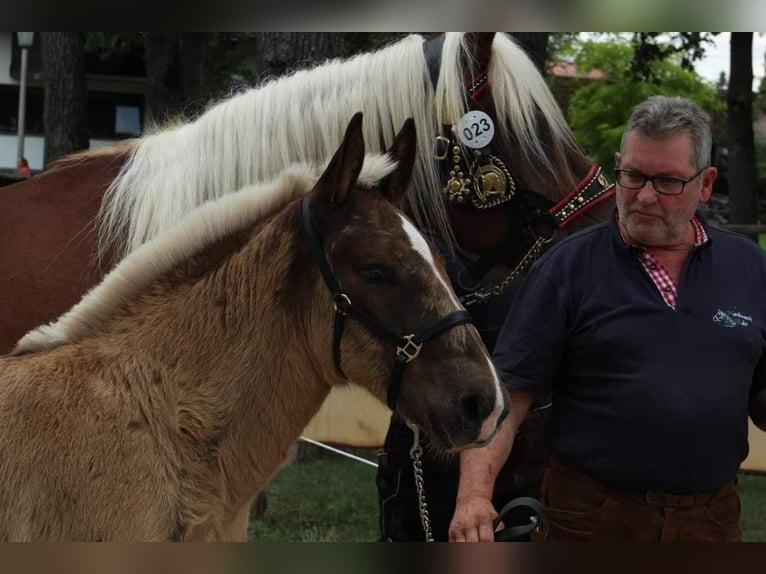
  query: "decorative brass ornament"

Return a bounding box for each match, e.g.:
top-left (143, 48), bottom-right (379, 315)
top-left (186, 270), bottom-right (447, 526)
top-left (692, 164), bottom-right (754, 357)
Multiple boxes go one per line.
top-left (438, 134), bottom-right (515, 209)
top-left (471, 156), bottom-right (515, 209)
top-left (442, 143), bottom-right (473, 204)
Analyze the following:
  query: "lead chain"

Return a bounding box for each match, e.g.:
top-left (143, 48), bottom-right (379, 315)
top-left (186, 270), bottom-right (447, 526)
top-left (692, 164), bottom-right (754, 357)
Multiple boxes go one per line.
top-left (461, 234), bottom-right (550, 307)
top-left (407, 423), bottom-right (434, 542)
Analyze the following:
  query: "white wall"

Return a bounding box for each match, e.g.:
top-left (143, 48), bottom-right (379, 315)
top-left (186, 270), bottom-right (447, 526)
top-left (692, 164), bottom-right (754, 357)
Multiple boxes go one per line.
top-left (0, 134), bottom-right (119, 171)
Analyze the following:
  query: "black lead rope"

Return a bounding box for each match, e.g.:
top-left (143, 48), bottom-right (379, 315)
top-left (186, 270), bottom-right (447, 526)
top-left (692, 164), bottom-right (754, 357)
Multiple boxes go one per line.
top-left (493, 496), bottom-right (544, 541)
top-left (301, 197), bottom-right (473, 411)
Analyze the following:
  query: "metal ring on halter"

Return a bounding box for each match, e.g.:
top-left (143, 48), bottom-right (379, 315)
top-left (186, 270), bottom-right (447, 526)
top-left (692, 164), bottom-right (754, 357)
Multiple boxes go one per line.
top-left (332, 293), bottom-right (352, 314)
top-left (433, 136), bottom-right (451, 160)
top-left (533, 224), bottom-right (558, 245)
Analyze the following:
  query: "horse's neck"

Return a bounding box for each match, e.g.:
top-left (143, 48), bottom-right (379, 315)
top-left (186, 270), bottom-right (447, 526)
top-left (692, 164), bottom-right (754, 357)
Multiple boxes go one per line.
top-left (94, 204), bottom-right (334, 506)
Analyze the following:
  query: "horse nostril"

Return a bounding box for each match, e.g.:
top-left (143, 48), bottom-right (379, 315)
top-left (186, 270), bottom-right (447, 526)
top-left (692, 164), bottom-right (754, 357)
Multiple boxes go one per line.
top-left (459, 393), bottom-right (492, 424)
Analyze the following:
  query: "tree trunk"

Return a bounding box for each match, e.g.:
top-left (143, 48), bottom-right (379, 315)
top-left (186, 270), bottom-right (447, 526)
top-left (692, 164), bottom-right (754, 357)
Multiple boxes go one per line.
top-left (143, 32), bottom-right (181, 127)
top-left (41, 32), bottom-right (89, 166)
top-left (727, 32), bottom-right (758, 231)
top-left (144, 33), bottom-right (214, 126)
top-left (179, 33), bottom-right (211, 116)
top-left (510, 33), bottom-right (550, 73)
top-left (256, 33), bottom-right (346, 78)
top-left (254, 33), bottom-right (391, 81)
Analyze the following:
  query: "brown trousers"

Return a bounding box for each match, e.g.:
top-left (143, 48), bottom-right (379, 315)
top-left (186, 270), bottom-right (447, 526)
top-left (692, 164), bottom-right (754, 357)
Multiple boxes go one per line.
top-left (538, 453), bottom-right (742, 542)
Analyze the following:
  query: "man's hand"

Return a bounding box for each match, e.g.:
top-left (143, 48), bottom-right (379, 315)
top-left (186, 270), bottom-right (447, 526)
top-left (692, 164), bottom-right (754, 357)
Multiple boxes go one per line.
top-left (448, 389), bottom-right (534, 542)
top-left (449, 495), bottom-right (499, 542)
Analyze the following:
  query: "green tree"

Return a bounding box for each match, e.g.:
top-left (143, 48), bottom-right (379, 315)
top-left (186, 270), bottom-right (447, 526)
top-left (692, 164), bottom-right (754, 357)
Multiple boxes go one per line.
top-left (565, 37), bottom-right (722, 178)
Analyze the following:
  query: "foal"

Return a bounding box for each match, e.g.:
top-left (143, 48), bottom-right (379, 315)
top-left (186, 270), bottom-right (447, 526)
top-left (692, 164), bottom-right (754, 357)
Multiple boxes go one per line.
top-left (0, 115), bottom-right (505, 541)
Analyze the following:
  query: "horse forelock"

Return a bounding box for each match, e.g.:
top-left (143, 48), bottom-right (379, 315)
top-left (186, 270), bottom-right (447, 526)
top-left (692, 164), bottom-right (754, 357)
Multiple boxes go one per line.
top-left (15, 155), bottom-right (397, 356)
top-left (436, 34), bottom-right (588, 201)
top-left (486, 34), bottom-right (585, 193)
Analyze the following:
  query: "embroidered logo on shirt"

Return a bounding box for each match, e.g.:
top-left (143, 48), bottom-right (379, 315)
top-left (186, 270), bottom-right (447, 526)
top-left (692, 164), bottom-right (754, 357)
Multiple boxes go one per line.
top-left (713, 309), bottom-right (753, 328)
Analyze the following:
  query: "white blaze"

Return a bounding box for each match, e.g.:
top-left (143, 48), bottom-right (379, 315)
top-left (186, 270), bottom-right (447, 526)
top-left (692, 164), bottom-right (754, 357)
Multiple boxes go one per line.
top-left (397, 214), bottom-right (461, 309)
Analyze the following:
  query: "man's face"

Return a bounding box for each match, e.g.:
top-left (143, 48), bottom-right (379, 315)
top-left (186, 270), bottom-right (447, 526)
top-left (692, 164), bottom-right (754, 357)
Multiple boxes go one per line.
top-left (615, 132), bottom-right (716, 248)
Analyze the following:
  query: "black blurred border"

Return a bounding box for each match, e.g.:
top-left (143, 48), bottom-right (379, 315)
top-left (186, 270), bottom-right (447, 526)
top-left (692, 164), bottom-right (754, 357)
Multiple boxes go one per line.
top-left (1, 542), bottom-right (765, 574)
top-left (4, 0), bottom-right (766, 30)
top-left (3, 7), bottom-right (766, 574)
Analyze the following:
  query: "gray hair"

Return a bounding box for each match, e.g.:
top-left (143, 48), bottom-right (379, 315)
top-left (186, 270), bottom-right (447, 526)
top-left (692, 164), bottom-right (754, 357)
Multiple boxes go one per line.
top-left (620, 95), bottom-right (713, 169)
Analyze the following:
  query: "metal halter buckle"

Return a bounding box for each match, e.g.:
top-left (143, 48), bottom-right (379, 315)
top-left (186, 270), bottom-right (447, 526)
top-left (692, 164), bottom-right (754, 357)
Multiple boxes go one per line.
top-left (433, 135), bottom-right (451, 160)
top-left (396, 334), bottom-right (422, 362)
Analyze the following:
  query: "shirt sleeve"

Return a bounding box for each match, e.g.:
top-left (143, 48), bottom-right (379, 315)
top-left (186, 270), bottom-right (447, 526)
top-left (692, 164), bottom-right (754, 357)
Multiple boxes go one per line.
top-left (491, 262), bottom-right (568, 398)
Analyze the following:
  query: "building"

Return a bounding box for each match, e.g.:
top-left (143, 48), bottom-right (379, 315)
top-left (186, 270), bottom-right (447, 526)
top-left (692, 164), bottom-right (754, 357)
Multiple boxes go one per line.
top-left (0, 32), bottom-right (146, 173)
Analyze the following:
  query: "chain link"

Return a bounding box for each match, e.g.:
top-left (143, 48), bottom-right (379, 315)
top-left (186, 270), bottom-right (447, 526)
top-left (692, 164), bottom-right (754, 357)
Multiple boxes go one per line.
top-left (461, 235), bottom-right (551, 307)
top-left (407, 423), bottom-right (434, 542)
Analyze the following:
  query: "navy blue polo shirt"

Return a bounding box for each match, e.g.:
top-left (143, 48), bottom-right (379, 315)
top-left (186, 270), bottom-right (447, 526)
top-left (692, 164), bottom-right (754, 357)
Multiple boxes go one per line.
top-left (493, 212), bottom-right (766, 493)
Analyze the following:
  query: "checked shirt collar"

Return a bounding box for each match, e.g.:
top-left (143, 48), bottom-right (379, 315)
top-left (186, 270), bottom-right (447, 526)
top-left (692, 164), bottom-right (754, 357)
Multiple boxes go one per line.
top-left (618, 215), bottom-right (709, 309)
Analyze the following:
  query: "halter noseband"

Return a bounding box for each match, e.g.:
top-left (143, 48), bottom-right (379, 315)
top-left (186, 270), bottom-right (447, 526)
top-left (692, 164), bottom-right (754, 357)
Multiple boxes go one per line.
top-left (301, 197), bottom-right (473, 411)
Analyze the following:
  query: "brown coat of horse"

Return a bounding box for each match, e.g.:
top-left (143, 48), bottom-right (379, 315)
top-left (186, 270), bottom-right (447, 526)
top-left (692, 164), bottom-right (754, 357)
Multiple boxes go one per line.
top-left (0, 117), bottom-right (506, 541)
top-left (0, 150), bottom-right (126, 353)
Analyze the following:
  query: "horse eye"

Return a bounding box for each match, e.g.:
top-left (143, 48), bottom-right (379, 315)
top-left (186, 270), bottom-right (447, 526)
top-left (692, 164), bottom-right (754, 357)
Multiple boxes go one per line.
top-left (359, 265), bottom-right (387, 284)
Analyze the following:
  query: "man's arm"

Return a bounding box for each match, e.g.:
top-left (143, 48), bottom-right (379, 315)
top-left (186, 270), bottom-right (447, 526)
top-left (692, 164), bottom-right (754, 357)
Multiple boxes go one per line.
top-left (448, 389), bottom-right (534, 542)
top-left (750, 388), bottom-right (766, 432)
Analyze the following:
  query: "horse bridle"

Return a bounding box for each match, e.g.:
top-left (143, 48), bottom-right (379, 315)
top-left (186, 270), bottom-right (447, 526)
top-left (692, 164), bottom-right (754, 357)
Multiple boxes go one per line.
top-left (423, 34), bottom-right (615, 307)
top-left (301, 197), bottom-right (473, 411)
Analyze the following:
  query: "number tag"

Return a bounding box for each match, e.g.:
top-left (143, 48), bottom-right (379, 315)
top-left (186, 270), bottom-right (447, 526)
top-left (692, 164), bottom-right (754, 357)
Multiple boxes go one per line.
top-left (456, 111), bottom-right (495, 149)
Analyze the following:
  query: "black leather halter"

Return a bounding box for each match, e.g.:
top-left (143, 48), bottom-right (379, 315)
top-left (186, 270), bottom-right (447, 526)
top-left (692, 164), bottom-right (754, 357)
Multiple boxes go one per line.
top-left (301, 197), bottom-right (473, 411)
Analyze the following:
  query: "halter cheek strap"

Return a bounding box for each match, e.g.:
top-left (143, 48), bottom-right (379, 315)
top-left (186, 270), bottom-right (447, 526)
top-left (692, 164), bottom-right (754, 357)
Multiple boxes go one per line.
top-left (301, 197), bottom-right (473, 411)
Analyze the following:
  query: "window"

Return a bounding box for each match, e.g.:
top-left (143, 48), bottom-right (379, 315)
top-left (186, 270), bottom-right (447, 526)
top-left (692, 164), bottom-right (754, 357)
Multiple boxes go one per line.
top-left (115, 105), bottom-right (141, 136)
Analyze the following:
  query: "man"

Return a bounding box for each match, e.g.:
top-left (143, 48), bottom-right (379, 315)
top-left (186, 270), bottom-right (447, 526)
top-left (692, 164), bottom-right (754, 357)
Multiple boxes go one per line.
top-left (449, 95), bottom-right (766, 542)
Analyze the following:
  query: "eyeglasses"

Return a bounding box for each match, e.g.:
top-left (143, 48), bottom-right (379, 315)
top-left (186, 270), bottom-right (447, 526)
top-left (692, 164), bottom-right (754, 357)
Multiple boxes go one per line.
top-left (614, 167), bottom-right (706, 196)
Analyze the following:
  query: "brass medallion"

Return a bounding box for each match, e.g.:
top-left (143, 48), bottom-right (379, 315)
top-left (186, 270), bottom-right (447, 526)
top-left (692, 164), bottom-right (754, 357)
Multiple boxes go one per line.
top-left (471, 156), bottom-right (515, 209)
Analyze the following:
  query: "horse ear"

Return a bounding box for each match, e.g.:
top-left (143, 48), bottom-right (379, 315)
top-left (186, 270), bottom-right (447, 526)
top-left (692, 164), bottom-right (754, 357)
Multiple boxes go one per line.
top-left (314, 111), bottom-right (365, 208)
top-left (380, 118), bottom-right (417, 206)
top-left (463, 32), bottom-right (495, 71)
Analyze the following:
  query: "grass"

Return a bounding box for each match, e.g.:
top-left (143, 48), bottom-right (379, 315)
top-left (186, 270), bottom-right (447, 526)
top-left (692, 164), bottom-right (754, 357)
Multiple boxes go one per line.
top-left (248, 450), bottom-right (379, 542)
top-left (249, 450), bottom-right (766, 542)
top-left (739, 472), bottom-right (766, 541)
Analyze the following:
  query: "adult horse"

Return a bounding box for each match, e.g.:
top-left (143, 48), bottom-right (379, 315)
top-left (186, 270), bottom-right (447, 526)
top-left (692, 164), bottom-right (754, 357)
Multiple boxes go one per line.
top-left (0, 115), bottom-right (507, 541)
top-left (0, 33), bottom-right (614, 540)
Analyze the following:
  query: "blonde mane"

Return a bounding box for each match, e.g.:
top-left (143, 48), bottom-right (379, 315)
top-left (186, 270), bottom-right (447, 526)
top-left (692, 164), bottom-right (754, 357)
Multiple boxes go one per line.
top-left (98, 33), bottom-right (580, 260)
top-left (15, 155), bottom-right (396, 356)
